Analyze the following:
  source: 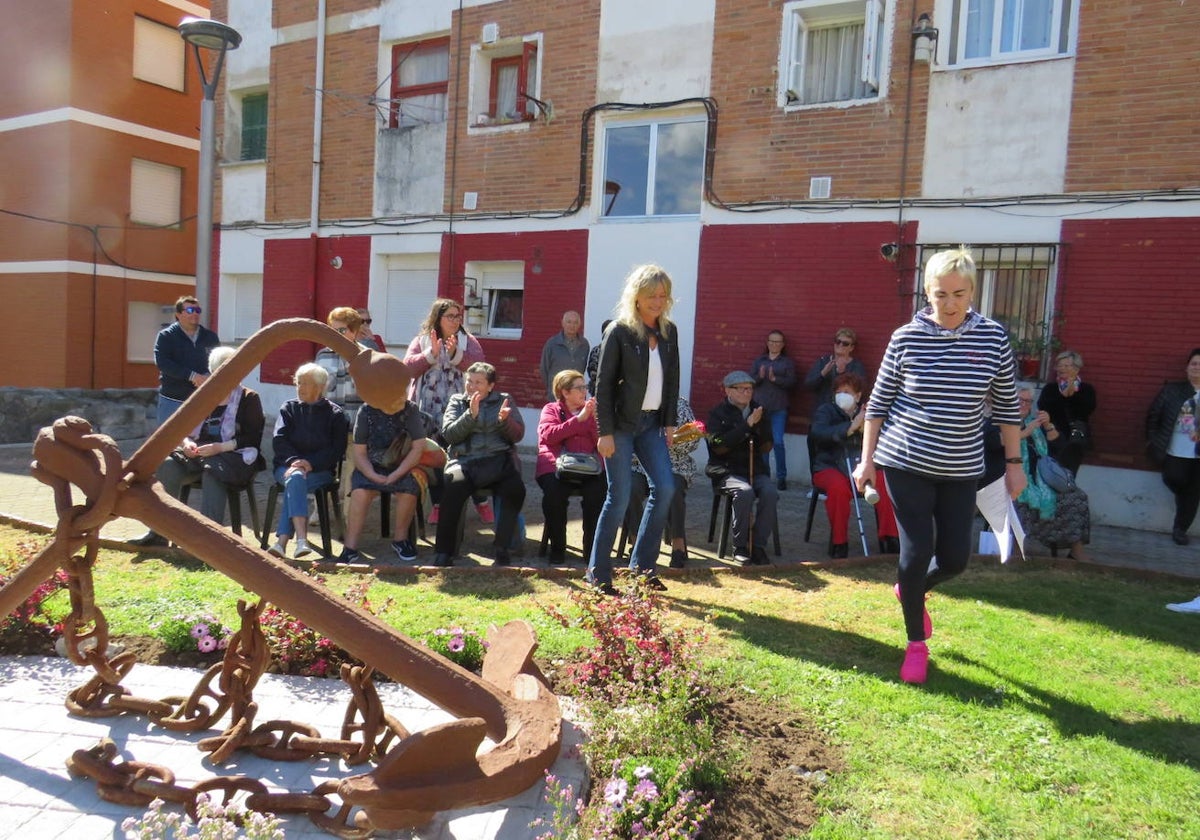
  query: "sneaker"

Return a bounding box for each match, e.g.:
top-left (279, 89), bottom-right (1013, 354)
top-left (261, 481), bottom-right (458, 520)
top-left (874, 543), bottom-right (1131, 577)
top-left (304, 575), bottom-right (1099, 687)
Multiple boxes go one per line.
top-left (895, 583), bottom-right (933, 640)
top-left (337, 547), bottom-right (362, 564)
top-left (127, 531), bottom-right (168, 548)
top-left (751, 546), bottom-right (771, 566)
top-left (292, 539), bottom-right (313, 559)
top-left (641, 574), bottom-right (668, 592)
top-left (432, 553), bottom-right (453, 567)
top-left (589, 579), bottom-right (619, 597)
top-left (669, 548), bottom-right (687, 569)
top-left (900, 641), bottom-right (929, 684)
top-left (427, 504), bottom-right (440, 525)
top-left (476, 499), bottom-right (495, 524)
top-left (733, 546), bottom-right (752, 566)
top-left (267, 540), bottom-right (287, 558)
top-left (392, 539), bottom-right (417, 562)
top-left (1166, 595), bottom-right (1200, 614)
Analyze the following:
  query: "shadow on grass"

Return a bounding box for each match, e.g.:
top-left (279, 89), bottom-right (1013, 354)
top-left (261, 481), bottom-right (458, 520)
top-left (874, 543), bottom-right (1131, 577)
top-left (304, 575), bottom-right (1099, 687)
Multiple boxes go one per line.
top-left (671, 597), bottom-right (1200, 770)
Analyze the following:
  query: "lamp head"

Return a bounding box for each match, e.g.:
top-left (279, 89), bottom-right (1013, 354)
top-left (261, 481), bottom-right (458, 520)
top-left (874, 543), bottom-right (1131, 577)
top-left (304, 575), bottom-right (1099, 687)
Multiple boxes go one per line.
top-left (178, 17), bottom-right (242, 52)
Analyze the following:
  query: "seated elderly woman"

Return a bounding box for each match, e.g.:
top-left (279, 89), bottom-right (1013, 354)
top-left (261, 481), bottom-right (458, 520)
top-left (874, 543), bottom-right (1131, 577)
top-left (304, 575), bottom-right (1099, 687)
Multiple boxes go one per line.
top-left (266, 363), bottom-right (349, 560)
top-left (1015, 385), bottom-right (1091, 560)
top-left (432, 362), bottom-right (526, 568)
top-left (128, 346), bottom-right (265, 546)
top-left (536, 369), bottom-right (605, 566)
top-left (810, 372), bottom-right (900, 558)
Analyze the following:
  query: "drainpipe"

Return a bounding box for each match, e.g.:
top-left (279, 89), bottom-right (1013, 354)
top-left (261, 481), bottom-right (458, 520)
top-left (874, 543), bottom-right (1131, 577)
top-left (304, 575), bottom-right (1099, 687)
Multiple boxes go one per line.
top-left (309, 0), bottom-right (328, 316)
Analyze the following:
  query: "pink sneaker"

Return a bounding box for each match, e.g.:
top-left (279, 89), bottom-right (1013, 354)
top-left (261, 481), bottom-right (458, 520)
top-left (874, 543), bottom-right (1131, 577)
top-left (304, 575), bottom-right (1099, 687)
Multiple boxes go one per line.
top-left (427, 504), bottom-right (440, 525)
top-left (475, 499), bottom-right (495, 524)
top-left (900, 641), bottom-right (929, 684)
top-left (894, 583), bottom-right (933, 640)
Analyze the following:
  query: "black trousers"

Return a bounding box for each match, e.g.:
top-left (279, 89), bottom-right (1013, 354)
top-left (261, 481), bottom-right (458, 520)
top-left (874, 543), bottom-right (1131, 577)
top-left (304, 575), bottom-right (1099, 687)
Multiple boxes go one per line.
top-left (434, 464), bottom-right (526, 555)
top-left (537, 472), bottom-right (606, 558)
top-left (1162, 455), bottom-right (1200, 533)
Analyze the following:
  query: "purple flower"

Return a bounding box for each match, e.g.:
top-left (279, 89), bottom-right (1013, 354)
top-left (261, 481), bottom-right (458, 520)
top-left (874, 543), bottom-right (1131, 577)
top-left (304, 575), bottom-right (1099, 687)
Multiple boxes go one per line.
top-left (190, 622), bottom-right (210, 639)
top-left (197, 635), bottom-right (217, 653)
top-left (633, 778), bottom-right (659, 800)
top-left (448, 636), bottom-right (465, 653)
top-left (634, 764), bottom-right (654, 779)
top-left (603, 778), bottom-right (628, 805)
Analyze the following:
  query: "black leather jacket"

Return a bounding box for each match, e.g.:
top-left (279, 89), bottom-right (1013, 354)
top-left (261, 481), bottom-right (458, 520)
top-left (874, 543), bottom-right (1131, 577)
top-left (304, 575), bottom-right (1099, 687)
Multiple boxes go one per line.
top-left (594, 321), bottom-right (680, 436)
top-left (1146, 380), bottom-right (1196, 464)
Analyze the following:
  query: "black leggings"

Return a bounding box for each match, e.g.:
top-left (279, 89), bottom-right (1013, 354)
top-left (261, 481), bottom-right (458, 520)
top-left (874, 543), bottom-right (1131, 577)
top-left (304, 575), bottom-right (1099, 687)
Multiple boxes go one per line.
top-left (1162, 455), bottom-right (1200, 533)
top-left (885, 468), bottom-right (979, 642)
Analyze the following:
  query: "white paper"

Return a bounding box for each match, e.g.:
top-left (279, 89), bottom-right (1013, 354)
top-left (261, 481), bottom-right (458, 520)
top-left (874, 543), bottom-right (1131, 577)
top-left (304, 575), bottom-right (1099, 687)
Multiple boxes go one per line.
top-left (975, 477), bottom-right (1026, 563)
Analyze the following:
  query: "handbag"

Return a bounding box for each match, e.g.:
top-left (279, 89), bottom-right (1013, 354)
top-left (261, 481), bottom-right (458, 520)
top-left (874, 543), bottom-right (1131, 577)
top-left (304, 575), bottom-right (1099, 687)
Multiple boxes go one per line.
top-left (460, 452), bottom-right (516, 489)
top-left (555, 451), bottom-right (602, 478)
top-left (1068, 419), bottom-right (1092, 450)
top-left (202, 450), bottom-right (258, 487)
top-left (1036, 454), bottom-right (1076, 494)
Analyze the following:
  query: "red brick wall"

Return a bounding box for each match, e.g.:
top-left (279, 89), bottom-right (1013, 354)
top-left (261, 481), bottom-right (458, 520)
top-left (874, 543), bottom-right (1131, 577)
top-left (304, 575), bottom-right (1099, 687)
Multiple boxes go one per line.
top-left (693, 221), bottom-right (918, 429)
top-left (258, 234), bottom-right (372, 384)
top-left (447, 0), bottom-right (601, 214)
top-left (441, 230), bottom-right (590, 408)
top-left (1059, 217), bottom-right (1200, 470)
top-left (1067, 1), bottom-right (1200, 191)
top-left (709, 0), bottom-right (931, 202)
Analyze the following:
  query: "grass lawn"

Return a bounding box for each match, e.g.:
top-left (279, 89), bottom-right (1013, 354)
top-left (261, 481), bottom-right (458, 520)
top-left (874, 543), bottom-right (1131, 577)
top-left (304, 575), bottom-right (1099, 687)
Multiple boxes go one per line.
top-left (2, 525), bottom-right (1197, 839)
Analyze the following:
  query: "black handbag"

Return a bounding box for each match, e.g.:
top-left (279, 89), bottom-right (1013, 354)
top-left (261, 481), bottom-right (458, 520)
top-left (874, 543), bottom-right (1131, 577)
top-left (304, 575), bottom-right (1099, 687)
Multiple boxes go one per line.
top-left (202, 450), bottom-right (258, 487)
top-left (1068, 419), bottom-right (1092, 450)
top-left (461, 452), bottom-right (516, 489)
top-left (555, 451), bottom-right (602, 478)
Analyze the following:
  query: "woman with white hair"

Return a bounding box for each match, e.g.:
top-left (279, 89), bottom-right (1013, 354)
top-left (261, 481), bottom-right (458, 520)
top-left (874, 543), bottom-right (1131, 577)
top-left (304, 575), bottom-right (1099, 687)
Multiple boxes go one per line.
top-left (128, 345), bottom-right (266, 546)
top-left (266, 363), bottom-right (349, 559)
top-left (854, 247), bottom-right (1026, 684)
top-left (587, 264), bottom-right (680, 595)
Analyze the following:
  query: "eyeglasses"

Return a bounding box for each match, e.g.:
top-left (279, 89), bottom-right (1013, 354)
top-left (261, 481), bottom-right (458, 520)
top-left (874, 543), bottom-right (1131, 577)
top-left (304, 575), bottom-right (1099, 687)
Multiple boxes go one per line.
top-left (727, 384), bottom-right (754, 391)
top-left (182, 306), bottom-right (202, 315)
top-left (766, 339), bottom-right (785, 345)
top-left (336, 326), bottom-right (351, 335)
top-left (834, 339), bottom-right (854, 347)
top-left (566, 383), bottom-right (588, 392)
top-left (442, 312), bottom-right (464, 321)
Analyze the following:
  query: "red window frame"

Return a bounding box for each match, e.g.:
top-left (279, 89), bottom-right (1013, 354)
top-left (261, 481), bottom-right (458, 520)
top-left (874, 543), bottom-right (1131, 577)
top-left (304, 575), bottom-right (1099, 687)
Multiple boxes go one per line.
top-left (389, 37), bottom-right (450, 128)
top-left (487, 41), bottom-right (538, 121)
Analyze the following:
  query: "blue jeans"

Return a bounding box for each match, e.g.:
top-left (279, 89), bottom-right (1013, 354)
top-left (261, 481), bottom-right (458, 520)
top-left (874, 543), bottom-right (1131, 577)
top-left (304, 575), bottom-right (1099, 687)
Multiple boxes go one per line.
top-left (273, 466), bottom-right (334, 538)
top-left (769, 409), bottom-right (787, 481)
top-left (157, 393), bottom-right (185, 426)
top-left (588, 413), bottom-right (676, 584)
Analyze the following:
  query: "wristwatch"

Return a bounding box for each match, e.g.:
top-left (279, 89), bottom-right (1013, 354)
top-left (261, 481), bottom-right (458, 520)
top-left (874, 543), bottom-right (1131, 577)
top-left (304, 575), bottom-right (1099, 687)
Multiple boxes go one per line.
top-left (1005, 457), bottom-right (1023, 464)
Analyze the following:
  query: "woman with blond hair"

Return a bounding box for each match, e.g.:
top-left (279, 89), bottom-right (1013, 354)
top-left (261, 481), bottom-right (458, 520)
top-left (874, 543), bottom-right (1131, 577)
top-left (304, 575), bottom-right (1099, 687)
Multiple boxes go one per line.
top-left (587, 265), bottom-right (680, 595)
top-left (854, 247), bottom-right (1026, 684)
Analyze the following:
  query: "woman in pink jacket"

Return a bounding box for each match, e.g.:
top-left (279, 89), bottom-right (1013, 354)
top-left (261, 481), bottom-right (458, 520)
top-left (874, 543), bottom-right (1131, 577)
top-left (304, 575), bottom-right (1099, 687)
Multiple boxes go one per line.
top-left (536, 369), bottom-right (605, 565)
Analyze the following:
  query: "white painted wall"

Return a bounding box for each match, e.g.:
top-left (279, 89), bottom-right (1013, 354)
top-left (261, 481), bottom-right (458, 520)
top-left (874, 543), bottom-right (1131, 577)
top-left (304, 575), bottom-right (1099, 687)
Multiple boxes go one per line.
top-left (379, 0), bottom-right (453, 40)
top-left (585, 221), bottom-right (701, 400)
top-left (220, 163), bottom-right (266, 225)
top-left (923, 59), bottom-right (1075, 198)
top-left (224, 0), bottom-right (272, 88)
top-left (597, 0), bottom-right (715, 101)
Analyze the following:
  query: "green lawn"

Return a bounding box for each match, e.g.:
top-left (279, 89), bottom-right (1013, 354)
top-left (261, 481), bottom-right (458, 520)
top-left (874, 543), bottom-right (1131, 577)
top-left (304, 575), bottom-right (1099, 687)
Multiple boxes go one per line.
top-left (3, 528), bottom-right (1197, 839)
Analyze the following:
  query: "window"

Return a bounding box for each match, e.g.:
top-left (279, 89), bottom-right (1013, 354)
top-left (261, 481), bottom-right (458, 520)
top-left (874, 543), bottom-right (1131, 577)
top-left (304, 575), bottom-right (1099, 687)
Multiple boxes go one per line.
top-left (602, 118), bottom-right (706, 218)
top-left (133, 16), bottom-right (185, 91)
top-left (389, 38), bottom-right (450, 128)
top-left (129, 159), bottom-right (182, 227)
top-left (240, 93), bottom-right (268, 161)
top-left (780, 0), bottom-right (886, 107)
top-left (466, 261), bottom-right (525, 338)
top-left (949, 0), bottom-right (1076, 65)
top-left (383, 254), bottom-right (440, 342)
top-left (224, 275), bottom-right (263, 341)
top-left (469, 36), bottom-right (542, 128)
top-left (917, 244), bottom-right (1059, 376)
top-left (127, 303), bottom-right (174, 363)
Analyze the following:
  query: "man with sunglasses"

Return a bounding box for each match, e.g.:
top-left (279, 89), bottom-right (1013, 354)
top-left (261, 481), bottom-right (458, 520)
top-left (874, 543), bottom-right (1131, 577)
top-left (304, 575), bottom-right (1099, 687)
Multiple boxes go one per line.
top-left (153, 296), bottom-right (221, 425)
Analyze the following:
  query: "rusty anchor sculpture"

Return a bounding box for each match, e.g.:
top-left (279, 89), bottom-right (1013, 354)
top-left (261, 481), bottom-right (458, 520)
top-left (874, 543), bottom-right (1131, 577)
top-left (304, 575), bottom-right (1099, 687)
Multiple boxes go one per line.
top-left (0, 319), bottom-right (562, 836)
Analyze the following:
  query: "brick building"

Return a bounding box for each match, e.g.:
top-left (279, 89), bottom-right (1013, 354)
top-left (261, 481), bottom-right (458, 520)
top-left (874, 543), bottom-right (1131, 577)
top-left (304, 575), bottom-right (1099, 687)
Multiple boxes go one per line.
top-left (0, 0), bottom-right (211, 389)
top-left (208, 0), bottom-right (1200, 531)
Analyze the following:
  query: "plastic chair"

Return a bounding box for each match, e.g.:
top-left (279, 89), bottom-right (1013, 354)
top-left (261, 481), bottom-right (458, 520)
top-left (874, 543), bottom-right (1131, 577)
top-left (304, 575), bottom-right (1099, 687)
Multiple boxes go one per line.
top-left (260, 461), bottom-right (345, 558)
top-left (804, 435), bottom-right (827, 543)
top-left (181, 476), bottom-right (260, 538)
top-left (707, 478), bottom-right (781, 559)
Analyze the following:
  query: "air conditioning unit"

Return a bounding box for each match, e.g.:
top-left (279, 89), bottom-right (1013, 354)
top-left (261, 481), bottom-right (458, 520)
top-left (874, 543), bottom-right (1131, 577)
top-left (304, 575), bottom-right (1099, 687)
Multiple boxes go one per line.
top-left (481, 23), bottom-right (499, 44)
top-left (809, 176), bottom-right (832, 200)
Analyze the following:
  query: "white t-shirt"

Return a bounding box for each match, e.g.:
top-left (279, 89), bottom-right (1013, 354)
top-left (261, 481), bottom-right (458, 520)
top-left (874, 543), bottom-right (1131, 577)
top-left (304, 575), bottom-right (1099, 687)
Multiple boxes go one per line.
top-left (1167, 392), bottom-right (1199, 459)
top-left (641, 345), bottom-right (664, 411)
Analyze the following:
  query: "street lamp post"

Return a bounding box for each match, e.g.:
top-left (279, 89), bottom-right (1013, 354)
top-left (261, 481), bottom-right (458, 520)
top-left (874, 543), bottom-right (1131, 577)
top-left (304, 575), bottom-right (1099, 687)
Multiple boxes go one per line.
top-left (178, 17), bottom-right (242, 329)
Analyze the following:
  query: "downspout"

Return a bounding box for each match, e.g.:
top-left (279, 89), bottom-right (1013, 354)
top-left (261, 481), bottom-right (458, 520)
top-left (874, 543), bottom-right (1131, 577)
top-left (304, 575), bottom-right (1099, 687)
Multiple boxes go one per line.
top-left (446, 0), bottom-right (464, 289)
top-left (895, 1), bottom-right (920, 309)
top-left (309, 0), bottom-right (328, 316)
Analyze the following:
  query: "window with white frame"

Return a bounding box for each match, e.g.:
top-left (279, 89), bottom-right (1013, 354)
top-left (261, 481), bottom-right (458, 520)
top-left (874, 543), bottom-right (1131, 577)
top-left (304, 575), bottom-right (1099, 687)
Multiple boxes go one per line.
top-left (466, 260), bottom-right (525, 338)
top-left (133, 16), bottom-right (185, 91)
top-left (224, 274), bottom-right (263, 341)
top-left (468, 35), bottom-right (542, 128)
top-left (949, 0), bottom-right (1076, 65)
top-left (602, 117), bottom-right (706, 218)
top-left (780, 0), bottom-right (886, 107)
top-left (389, 38), bottom-right (450, 128)
top-left (129, 158), bottom-right (183, 227)
top-left (383, 254), bottom-right (440, 342)
top-left (127, 302), bottom-right (174, 363)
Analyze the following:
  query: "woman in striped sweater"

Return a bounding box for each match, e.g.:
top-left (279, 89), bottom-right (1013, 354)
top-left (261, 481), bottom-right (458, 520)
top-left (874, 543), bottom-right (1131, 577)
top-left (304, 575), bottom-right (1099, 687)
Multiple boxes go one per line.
top-left (853, 247), bottom-right (1026, 684)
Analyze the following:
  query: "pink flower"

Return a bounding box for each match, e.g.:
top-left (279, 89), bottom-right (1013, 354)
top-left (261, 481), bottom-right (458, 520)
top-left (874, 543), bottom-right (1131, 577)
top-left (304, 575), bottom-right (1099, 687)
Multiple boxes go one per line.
top-left (190, 623), bottom-right (210, 639)
top-left (197, 635), bottom-right (217, 653)
top-left (448, 636), bottom-right (465, 653)
top-left (603, 778), bottom-right (627, 805)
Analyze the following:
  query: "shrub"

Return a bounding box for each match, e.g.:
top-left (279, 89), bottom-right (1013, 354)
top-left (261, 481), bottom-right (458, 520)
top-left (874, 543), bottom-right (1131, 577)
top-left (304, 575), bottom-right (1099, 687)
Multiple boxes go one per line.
top-left (421, 626), bottom-right (488, 672)
top-left (0, 540), bottom-right (68, 647)
top-left (152, 612), bottom-right (231, 655)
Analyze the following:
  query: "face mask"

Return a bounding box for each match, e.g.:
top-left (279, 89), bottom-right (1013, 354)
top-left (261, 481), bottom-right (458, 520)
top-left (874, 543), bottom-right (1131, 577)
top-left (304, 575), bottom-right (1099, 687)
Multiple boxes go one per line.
top-left (834, 392), bottom-right (857, 413)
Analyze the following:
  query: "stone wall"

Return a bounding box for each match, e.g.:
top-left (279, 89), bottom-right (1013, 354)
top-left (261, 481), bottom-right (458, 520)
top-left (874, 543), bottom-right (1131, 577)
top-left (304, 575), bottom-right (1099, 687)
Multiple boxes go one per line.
top-left (0, 388), bottom-right (157, 444)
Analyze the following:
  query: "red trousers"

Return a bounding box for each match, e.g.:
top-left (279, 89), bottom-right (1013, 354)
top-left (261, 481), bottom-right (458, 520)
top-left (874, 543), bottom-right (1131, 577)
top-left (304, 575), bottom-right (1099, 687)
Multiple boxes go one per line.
top-left (812, 468), bottom-right (899, 543)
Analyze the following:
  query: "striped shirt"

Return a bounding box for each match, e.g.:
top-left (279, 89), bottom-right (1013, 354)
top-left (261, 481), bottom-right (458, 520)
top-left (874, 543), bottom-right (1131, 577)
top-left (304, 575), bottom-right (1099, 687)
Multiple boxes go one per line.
top-left (867, 309), bottom-right (1021, 479)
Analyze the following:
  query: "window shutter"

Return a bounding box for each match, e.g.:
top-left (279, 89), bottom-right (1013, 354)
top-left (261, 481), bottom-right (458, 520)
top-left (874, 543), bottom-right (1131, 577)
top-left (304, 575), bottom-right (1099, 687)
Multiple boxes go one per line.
top-left (861, 0), bottom-right (881, 88)
top-left (520, 41), bottom-right (538, 120)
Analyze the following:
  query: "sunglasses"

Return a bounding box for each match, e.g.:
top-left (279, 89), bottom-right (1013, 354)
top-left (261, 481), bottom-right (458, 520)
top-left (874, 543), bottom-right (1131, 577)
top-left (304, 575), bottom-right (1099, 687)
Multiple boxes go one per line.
top-left (834, 339), bottom-right (854, 347)
top-left (182, 306), bottom-right (202, 315)
top-left (362, 318), bottom-right (372, 326)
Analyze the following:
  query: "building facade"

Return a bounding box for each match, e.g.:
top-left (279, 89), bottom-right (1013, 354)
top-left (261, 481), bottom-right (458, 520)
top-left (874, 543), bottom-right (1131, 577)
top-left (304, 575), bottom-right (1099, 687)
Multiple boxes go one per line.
top-left (0, 0), bottom-right (211, 389)
top-left (210, 0), bottom-right (1200, 531)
